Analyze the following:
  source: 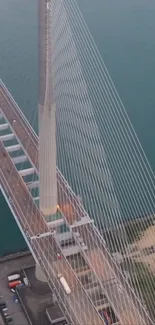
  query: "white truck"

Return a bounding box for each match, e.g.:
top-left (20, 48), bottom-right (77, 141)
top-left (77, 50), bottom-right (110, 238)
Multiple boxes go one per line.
top-left (8, 274), bottom-right (20, 282)
top-left (57, 274), bottom-right (71, 294)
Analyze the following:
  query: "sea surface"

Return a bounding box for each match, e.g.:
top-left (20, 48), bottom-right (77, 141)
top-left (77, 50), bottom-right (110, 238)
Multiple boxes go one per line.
top-left (0, 0), bottom-right (155, 256)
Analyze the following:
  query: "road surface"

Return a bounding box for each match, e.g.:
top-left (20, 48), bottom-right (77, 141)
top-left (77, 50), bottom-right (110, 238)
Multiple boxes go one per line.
top-left (73, 223), bottom-right (151, 325)
top-left (0, 81), bottom-right (152, 325)
top-left (0, 140), bottom-right (104, 325)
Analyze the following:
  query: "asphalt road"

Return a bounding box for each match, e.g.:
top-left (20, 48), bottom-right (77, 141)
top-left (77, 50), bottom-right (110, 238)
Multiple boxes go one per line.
top-left (0, 139), bottom-right (104, 325)
top-left (0, 85), bottom-right (82, 224)
top-left (0, 84), bottom-right (91, 223)
top-left (73, 223), bottom-right (152, 325)
top-left (0, 82), bottom-right (152, 325)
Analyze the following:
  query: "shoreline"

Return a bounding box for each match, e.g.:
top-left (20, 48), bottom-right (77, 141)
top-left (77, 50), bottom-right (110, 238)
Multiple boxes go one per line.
top-left (1, 214), bottom-right (154, 261)
top-left (0, 250), bottom-right (30, 263)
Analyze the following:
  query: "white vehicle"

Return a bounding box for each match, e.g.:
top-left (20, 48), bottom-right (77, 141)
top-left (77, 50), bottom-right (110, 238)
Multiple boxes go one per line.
top-left (8, 274), bottom-right (20, 282)
top-left (23, 277), bottom-right (29, 286)
top-left (46, 1), bottom-right (49, 10)
top-left (57, 274), bottom-right (71, 294)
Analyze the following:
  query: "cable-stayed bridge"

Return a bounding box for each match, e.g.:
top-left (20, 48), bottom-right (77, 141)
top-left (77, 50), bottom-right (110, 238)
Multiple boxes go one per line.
top-left (0, 78), bottom-right (150, 325)
top-left (0, 1), bottom-right (155, 325)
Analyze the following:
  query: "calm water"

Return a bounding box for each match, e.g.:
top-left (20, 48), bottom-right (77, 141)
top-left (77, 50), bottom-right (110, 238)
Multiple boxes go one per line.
top-left (0, 0), bottom-right (155, 256)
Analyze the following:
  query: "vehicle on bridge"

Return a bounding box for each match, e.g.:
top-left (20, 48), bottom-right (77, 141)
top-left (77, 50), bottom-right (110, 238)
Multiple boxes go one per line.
top-left (57, 274), bottom-right (71, 294)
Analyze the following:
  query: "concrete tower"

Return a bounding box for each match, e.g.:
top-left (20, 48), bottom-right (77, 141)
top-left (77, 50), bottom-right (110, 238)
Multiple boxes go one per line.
top-left (38, 0), bottom-right (57, 216)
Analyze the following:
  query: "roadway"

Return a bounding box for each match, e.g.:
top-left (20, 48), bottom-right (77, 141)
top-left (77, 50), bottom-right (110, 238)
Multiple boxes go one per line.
top-left (0, 84), bottom-right (82, 223)
top-left (73, 223), bottom-right (151, 325)
top-left (0, 140), bottom-right (104, 325)
top-left (0, 85), bottom-right (39, 169)
top-left (0, 81), bottom-right (152, 325)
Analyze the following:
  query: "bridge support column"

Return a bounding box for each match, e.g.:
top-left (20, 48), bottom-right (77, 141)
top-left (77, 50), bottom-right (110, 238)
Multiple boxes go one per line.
top-left (38, 0), bottom-right (57, 217)
top-left (39, 101), bottom-right (57, 216)
top-left (35, 262), bottom-right (47, 282)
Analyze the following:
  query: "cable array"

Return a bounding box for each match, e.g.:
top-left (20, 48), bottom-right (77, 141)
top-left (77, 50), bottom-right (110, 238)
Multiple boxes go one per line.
top-left (49, 0), bottom-right (155, 321)
top-left (0, 0), bottom-right (155, 324)
top-left (51, 0), bottom-right (155, 222)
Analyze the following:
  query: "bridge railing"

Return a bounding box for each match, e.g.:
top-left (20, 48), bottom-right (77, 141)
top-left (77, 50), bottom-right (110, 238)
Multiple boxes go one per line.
top-left (0, 78), bottom-right (91, 224)
top-left (0, 79), bottom-right (38, 142)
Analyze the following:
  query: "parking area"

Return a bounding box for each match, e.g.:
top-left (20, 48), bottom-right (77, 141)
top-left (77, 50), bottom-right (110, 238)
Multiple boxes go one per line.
top-left (0, 253), bottom-right (67, 325)
top-left (18, 266), bottom-right (53, 325)
top-left (0, 254), bottom-right (33, 325)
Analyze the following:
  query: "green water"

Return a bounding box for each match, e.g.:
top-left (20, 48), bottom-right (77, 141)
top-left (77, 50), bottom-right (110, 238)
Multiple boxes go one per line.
top-left (0, 0), bottom-right (155, 256)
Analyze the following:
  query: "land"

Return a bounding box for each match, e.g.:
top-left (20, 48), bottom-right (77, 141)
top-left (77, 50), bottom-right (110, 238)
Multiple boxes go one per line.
top-left (0, 253), bottom-right (32, 325)
top-left (0, 252), bottom-right (67, 325)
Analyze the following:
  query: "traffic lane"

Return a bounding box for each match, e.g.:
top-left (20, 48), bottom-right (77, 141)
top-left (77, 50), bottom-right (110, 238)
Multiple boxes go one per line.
top-left (104, 283), bottom-right (142, 325)
top-left (31, 240), bottom-right (88, 325)
top-left (0, 161), bottom-right (95, 325)
top-left (89, 225), bottom-right (150, 325)
top-left (0, 92), bottom-right (38, 167)
top-left (34, 236), bottom-right (80, 290)
top-left (0, 141), bottom-right (47, 235)
top-left (35, 237), bottom-right (107, 325)
top-left (30, 241), bottom-right (78, 325)
top-left (76, 222), bottom-right (146, 309)
top-left (73, 223), bottom-right (114, 279)
top-left (0, 159), bottom-right (97, 324)
top-left (73, 224), bottom-right (100, 250)
top-left (0, 89), bottom-right (38, 148)
top-left (0, 139), bottom-right (148, 325)
top-left (0, 169), bottom-right (45, 237)
top-left (0, 88), bottom-right (78, 216)
top-left (0, 88), bottom-right (83, 225)
top-left (0, 142), bottom-right (81, 272)
top-left (0, 85), bottom-right (120, 323)
top-left (2, 86), bottom-right (147, 324)
top-left (32, 238), bottom-right (105, 325)
top-left (82, 225), bottom-right (148, 325)
top-left (73, 224), bottom-right (145, 325)
top-left (0, 172), bottom-right (33, 238)
top-left (73, 224), bottom-right (116, 278)
top-left (0, 158), bottom-right (97, 323)
top-left (0, 94), bottom-right (39, 170)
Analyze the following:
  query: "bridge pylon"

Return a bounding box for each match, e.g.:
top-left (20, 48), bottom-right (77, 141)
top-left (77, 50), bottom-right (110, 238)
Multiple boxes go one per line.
top-left (38, 0), bottom-right (57, 216)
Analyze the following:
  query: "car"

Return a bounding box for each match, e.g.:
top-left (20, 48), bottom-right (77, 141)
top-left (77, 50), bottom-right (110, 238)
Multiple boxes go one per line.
top-left (57, 253), bottom-right (63, 259)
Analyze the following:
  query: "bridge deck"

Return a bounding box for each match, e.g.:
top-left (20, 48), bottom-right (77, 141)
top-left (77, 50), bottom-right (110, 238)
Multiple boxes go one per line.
top-left (0, 81), bottom-right (152, 325)
top-left (73, 223), bottom-right (150, 325)
top-left (0, 83), bottom-right (85, 224)
top-left (0, 139), bottom-right (104, 325)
